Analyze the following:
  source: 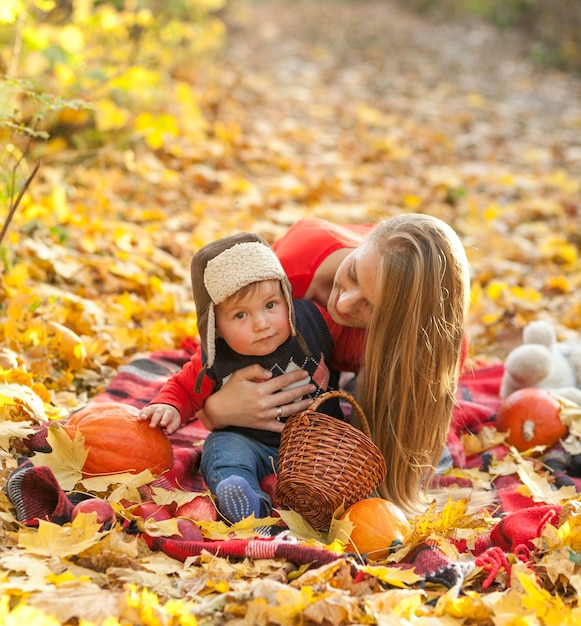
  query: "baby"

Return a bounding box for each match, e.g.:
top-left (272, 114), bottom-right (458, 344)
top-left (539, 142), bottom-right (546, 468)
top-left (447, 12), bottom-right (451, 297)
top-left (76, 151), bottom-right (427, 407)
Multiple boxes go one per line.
top-left (139, 232), bottom-right (342, 523)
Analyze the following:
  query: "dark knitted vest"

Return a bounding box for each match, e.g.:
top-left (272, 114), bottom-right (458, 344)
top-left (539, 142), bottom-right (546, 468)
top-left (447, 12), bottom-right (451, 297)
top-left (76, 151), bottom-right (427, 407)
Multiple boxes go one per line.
top-left (208, 299), bottom-right (342, 446)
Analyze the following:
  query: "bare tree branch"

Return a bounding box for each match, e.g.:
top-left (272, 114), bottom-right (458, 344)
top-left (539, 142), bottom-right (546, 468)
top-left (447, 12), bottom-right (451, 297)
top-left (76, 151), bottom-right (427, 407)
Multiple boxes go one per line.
top-left (0, 159), bottom-right (40, 246)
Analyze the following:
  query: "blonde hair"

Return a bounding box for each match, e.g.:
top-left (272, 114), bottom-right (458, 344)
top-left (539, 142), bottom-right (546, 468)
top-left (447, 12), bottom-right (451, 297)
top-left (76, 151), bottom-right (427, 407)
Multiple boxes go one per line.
top-left (356, 214), bottom-right (470, 516)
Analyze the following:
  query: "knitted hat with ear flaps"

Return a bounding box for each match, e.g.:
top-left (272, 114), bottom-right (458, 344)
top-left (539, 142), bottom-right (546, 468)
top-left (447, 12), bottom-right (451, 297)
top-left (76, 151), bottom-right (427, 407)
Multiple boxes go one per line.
top-left (191, 232), bottom-right (298, 369)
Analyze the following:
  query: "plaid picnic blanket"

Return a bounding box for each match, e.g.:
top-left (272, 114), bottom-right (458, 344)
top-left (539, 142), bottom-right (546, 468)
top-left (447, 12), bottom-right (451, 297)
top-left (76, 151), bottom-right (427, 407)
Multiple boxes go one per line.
top-left (11, 345), bottom-right (581, 588)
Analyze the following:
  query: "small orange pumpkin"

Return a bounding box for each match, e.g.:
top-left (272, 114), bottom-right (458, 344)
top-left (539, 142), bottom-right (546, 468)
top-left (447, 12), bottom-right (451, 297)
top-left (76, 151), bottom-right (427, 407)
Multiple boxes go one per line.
top-left (63, 402), bottom-right (174, 477)
top-left (496, 388), bottom-right (568, 451)
top-left (339, 497), bottom-right (410, 560)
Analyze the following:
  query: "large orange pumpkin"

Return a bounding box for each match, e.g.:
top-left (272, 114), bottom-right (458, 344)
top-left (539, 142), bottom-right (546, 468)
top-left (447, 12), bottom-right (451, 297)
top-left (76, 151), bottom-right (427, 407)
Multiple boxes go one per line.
top-left (339, 497), bottom-right (410, 560)
top-left (63, 402), bottom-right (174, 477)
top-left (496, 388), bottom-right (568, 451)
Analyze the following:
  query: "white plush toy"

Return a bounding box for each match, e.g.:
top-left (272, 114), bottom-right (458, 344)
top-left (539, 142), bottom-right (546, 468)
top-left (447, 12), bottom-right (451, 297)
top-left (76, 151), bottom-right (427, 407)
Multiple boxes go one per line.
top-left (500, 320), bottom-right (581, 405)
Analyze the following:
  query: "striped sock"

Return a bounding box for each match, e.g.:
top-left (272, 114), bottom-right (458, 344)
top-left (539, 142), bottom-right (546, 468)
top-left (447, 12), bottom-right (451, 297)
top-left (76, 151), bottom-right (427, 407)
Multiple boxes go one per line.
top-left (5, 459), bottom-right (75, 526)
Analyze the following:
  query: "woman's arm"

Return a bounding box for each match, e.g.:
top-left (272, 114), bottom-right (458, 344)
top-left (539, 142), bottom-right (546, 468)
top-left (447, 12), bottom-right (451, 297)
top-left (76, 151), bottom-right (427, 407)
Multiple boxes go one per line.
top-left (198, 364), bottom-right (317, 431)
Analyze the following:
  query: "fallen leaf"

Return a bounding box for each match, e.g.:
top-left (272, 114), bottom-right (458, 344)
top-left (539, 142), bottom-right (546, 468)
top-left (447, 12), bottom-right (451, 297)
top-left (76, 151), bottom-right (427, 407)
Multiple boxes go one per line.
top-left (29, 423), bottom-right (86, 490)
top-left (0, 418), bottom-right (35, 451)
top-left (276, 509), bottom-right (326, 543)
top-left (18, 515), bottom-right (106, 558)
top-left (0, 383), bottom-right (49, 423)
top-left (83, 468), bottom-right (156, 499)
top-left (25, 580), bottom-right (124, 624)
top-left (362, 564), bottom-right (422, 588)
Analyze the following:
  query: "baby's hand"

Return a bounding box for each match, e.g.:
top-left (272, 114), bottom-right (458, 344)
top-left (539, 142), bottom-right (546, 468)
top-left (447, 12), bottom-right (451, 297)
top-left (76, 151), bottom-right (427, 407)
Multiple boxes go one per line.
top-left (138, 404), bottom-right (181, 434)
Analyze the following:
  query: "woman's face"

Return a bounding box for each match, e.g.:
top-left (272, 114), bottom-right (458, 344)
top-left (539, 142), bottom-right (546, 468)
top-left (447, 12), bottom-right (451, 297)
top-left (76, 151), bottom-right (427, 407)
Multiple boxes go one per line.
top-left (327, 241), bottom-right (379, 328)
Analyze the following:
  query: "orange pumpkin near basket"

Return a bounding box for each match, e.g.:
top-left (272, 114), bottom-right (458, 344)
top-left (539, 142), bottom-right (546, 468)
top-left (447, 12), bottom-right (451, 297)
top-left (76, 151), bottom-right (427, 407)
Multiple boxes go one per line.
top-left (339, 497), bottom-right (410, 560)
top-left (275, 390), bottom-right (387, 531)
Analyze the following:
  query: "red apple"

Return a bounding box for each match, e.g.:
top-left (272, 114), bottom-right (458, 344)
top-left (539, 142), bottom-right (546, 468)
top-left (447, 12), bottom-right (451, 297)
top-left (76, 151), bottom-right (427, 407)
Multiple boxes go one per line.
top-left (152, 459), bottom-right (186, 491)
top-left (171, 517), bottom-right (204, 542)
top-left (72, 498), bottom-right (116, 529)
top-left (172, 447), bottom-right (197, 473)
top-left (132, 502), bottom-right (173, 522)
top-left (175, 495), bottom-right (218, 522)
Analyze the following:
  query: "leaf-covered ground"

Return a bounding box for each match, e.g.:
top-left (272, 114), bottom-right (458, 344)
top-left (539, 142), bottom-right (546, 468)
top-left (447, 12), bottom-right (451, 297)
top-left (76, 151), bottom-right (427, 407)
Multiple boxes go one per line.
top-left (2, 1), bottom-right (581, 624)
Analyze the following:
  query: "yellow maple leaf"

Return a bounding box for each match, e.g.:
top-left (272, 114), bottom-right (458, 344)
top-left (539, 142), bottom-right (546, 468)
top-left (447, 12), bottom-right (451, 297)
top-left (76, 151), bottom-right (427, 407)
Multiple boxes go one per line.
top-left (277, 508), bottom-right (326, 542)
top-left (517, 569), bottom-right (572, 626)
top-left (510, 284), bottom-right (543, 304)
top-left (81, 468), bottom-right (155, 499)
top-left (485, 280), bottom-right (508, 302)
top-left (546, 275), bottom-right (571, 294)
top-left (367, 588), bottom-right (426, 620)
top-left (435, 588), bottom-right (492, 620)
top-left (463, 424), bottom-right (507, 457)
top-left (18, 515), bottom-right (105, 558)
top-left (363, 564), bottom-right (422, 588)
top-left (198, 514), bottom-right (281, 540)
top-left (327, 511), bottom-right (355, 549)
top-left (140, 517), bottom-right (180, 538)
top-left (29, 423), bottom-right (86, 491)
top-left (541, 236), bottom-right (578, 266)
top-left (288, 560), bottom-right (345, 587)
top-left (410, 496), bottom-right (469, 538)
top-left (150, 485), bottom-right (209, 509)
top-left (558, 513), bottom-right (581, 550)
top-left (0, 418), bottom-right (35, 450)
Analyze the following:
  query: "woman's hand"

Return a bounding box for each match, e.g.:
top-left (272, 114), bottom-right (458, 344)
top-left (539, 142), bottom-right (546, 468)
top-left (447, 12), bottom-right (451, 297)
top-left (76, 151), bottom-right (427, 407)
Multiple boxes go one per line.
top-left (199, 364), bottom-right (317, 431)
top-left (138, 403), bottom-right (181, 434)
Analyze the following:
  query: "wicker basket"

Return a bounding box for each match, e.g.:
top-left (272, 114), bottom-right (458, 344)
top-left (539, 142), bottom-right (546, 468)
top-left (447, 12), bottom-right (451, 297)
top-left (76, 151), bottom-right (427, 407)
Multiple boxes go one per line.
top-left (275, 390), bottom-right (387, 531)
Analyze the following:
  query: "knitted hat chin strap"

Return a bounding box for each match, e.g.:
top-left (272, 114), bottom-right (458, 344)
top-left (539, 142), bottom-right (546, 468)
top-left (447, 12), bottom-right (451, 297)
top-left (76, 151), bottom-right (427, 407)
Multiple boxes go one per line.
top-left (206, 303), bottom-right (217, 370)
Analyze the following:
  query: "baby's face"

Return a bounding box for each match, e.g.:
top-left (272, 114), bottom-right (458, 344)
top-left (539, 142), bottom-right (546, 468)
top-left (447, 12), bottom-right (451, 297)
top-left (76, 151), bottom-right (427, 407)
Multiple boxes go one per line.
top-left (215, 280), bottom-right (291, 357)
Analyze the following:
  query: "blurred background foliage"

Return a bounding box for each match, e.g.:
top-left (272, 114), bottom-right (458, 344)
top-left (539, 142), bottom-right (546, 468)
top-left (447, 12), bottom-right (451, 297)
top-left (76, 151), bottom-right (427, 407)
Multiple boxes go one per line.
top-left (2, 0), bottom-right (579, 183)
top-left (0, 0), bottom-right (226, 231)
top-left (2, 0), bottom-right (579, 220)
top-left (399, 0), bottom-right (581, 74)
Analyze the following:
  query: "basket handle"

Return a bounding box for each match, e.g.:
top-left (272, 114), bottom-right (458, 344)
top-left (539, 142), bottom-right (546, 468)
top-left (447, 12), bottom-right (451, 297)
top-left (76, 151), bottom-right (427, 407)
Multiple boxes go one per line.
top-left (305, 390), bottom-right (374, 441)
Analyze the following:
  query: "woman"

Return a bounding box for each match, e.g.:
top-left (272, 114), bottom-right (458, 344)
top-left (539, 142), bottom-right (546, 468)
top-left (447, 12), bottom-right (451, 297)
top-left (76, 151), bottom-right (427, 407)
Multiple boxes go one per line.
top-left (200, 214), bottom-right (470, 515)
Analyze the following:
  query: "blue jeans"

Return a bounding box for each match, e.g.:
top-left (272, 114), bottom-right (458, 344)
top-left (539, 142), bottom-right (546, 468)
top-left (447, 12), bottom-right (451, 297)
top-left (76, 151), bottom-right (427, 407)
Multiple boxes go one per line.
top-left (200, 430), bottom-right (279, 516)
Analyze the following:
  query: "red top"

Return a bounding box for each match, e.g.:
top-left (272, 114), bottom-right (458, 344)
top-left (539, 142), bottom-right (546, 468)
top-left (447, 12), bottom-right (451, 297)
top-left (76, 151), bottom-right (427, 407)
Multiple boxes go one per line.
top-left (273, 218), bottom-right (373, 373)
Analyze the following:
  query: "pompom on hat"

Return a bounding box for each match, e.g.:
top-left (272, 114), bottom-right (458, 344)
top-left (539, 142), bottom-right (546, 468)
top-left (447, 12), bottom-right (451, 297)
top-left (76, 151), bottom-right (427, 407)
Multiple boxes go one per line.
top-left (191, 232), bottom-right (303, 372)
